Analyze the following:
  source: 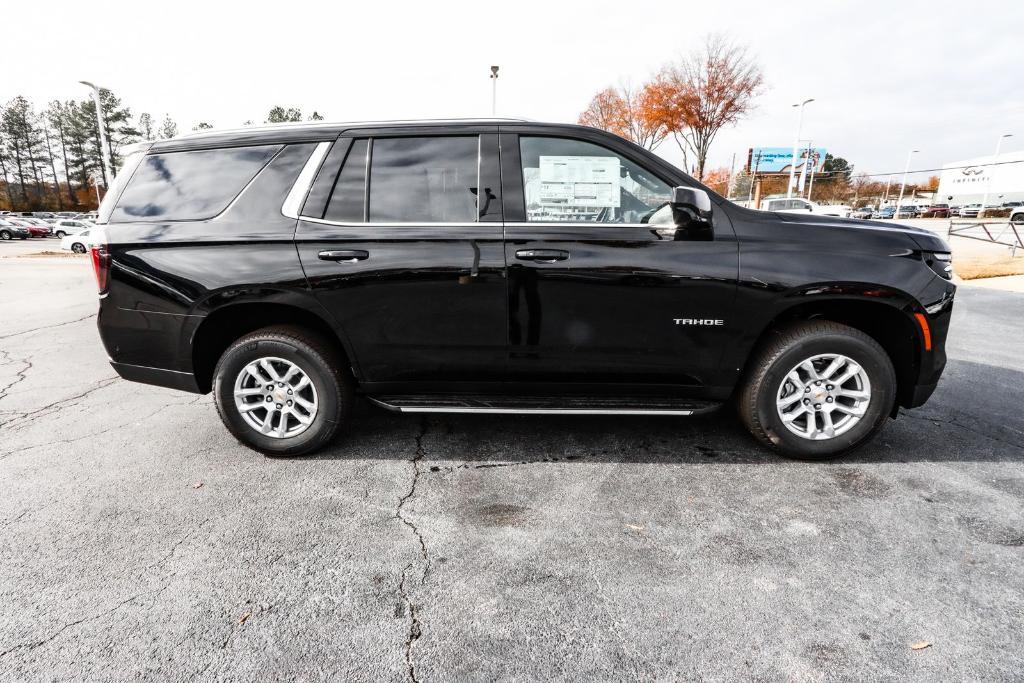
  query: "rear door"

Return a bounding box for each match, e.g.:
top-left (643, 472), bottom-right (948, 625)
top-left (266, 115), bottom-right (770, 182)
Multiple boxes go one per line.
top-left (499, 127), bottom-right (738, 391)
top-left (295, 126), bottom-right (506, 386)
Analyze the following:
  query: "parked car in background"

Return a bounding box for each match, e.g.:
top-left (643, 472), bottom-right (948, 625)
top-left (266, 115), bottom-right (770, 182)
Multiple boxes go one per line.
top-left (1009, 206), bottom-right (1024, 224)
top-left (872, 207), bottom-right (896, 219)
top-left (761, 197), bottom-right (850, 217)
top-left (5, 217), bottom-right (52, 237)
top-left (0, 218), bottom-right (31, 240)
top-left (921, 204), bottom-right (952, 218)
top-left (851, 206), bottom-right (874, 219)
top-left (52, 219), bottom-right (94, 238)
top-left (1002, 201), bottom-right (1023, 208)
top-left (896, 206), bottom-right (919, 219)
top-left (72, 212), bottom-right (99, 221)
top-left (60, 227), bottom-right (103, 253)
top-left (958, 204), bottom-right (981, 218)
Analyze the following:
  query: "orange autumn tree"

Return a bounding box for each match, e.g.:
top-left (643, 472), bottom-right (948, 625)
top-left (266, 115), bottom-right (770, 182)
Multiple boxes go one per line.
top-left (647, 35), bottom-right (764, 180)
top-left (702, 167), bottom-right (731, 196)
top-left (578, 84), bottom-right (667, 150)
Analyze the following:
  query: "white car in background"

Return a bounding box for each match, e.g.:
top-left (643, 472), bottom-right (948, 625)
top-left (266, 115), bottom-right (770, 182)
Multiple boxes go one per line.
top-left (60, 227), bottom-right (103, 254)
top-left (52, 219), bottom-right (94, 238)
top-left (762, 197), bottom-right (851, 218)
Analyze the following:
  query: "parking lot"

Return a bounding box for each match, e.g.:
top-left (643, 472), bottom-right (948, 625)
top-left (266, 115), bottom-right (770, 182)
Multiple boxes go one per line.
top-left (1, 237), bottom-right (1023, 680)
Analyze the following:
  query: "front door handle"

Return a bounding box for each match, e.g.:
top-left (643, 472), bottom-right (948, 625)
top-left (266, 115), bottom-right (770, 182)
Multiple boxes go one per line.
top-left (515, 249), bottom-right (569, 263)
top-left (318, 249), bottom-right (369, 263)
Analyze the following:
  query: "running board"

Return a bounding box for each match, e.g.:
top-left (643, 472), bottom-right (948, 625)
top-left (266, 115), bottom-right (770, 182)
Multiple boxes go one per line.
top-left (367, 394), bottom-right (720, 416)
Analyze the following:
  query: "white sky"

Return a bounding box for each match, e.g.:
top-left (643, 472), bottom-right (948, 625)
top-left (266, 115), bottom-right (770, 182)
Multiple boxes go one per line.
top-left (6, 0), bottom-right (1023, 180)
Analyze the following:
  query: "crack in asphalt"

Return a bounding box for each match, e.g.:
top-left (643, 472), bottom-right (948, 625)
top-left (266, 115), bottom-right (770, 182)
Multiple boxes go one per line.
top-left (395, 418), bottom-right (430, 683)
top-left (0, 350), bottom-right (33, 404)
top-left (0, 377), bottom-right (119, 431)
top-left (0, 313), bottom-right (97, 341)
top-left (0, 519), bottom-right (208, 667)
top-left (0, 394), bottom-right (205, 460)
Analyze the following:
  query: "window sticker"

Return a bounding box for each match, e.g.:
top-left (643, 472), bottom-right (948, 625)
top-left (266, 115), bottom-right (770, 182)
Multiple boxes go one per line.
top-left (538, 155), bottom-right (620, 209)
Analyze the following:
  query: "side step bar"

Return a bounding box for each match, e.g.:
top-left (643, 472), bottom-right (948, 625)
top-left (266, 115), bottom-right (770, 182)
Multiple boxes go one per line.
top-left (367, 394), bottom-right (720, 416)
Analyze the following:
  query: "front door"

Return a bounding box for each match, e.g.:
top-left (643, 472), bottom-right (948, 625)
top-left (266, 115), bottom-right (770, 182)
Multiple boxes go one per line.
top-left (295, 129), bottom-right (506, 386)
top-left (500, 131), bottom-right (738, 394)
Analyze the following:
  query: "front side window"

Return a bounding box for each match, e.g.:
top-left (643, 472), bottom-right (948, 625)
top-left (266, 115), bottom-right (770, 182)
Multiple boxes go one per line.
top-left (368, 136), bottom-right (478, 223)
top-left (110, 144), bottom-right (281, 222)
top-left (519, 136), bottom-right (672, 223)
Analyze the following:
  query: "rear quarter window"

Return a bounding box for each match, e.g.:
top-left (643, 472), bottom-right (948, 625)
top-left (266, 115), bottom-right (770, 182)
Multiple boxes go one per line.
top-left (109, 144), bottom-right (282, 222)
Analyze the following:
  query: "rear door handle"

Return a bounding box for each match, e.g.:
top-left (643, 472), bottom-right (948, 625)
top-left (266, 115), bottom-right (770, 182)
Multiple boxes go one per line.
top-left (318, 249), bottom-right (369, 263)
top-left (515, 249), bottom-right (569, 263)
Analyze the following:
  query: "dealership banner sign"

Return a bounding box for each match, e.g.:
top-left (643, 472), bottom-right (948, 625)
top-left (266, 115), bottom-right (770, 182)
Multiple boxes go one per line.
top-left (747, 147), bottom-right (828, 174)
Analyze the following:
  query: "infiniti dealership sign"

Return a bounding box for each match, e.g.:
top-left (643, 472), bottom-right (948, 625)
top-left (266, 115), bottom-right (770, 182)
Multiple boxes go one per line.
top-left (937, 150), bottom-right (1024, 203)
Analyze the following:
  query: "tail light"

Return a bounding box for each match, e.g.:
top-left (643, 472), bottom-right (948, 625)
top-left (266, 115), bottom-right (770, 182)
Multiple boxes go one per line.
top-left (90, 241), bottom-right (111, 294)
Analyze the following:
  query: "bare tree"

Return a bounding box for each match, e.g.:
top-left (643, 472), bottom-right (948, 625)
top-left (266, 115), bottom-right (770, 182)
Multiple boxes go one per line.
top-left (578, 84), bottom-right (667, 150)
top-left (648, 35), bottom-right (764, 180)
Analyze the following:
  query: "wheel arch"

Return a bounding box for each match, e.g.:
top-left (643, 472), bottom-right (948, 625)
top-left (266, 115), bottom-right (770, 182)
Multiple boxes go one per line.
top-left (741, 293), bottom-right (924, 410)
top-left (188, 301), bottom-right (356, 393)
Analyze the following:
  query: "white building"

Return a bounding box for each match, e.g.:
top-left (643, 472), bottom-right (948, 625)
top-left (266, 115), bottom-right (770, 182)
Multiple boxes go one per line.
top-left (937, 150), bottom-right (1024, 205)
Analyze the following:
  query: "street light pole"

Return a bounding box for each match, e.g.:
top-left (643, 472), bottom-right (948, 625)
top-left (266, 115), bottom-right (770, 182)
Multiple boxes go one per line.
top-left (79, 80), bottom-right (113, 190)
top-left (894, 149), bottom-right (919, 220)
top-left (490, 66), bottom-right (499, 116)
top-left (787, 98), bottom-right (814, 198)
top-left (979, 133), bottom-right (1012, 218)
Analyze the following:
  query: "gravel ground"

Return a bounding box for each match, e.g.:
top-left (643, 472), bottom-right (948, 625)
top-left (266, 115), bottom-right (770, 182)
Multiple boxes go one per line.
top-left (1, 246), bottom-right (1022, 681)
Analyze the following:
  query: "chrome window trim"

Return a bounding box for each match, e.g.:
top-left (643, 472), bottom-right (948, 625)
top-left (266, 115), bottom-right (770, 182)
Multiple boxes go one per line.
top-left (504, 221), bottom-right (657, 228)
top-left (298, 216), bottom-right (483, 228)
top-left (281, 141), bottom-right (332, 219)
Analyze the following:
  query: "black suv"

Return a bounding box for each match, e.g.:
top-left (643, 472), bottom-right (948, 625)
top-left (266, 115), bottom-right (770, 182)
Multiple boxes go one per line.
top-left (91, 120), bottom-right (955, 459)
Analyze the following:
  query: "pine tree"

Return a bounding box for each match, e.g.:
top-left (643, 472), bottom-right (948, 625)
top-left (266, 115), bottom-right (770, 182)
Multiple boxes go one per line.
top-left (266, 106), bottom-right (303, 123)
top-left (1, 96), bottom-right (50, 209)
top-left (78, 89), bottom-right (139, 187)
top-left (47, 101), bottom-right (77, 207)
top-left (138, 112), bottom-right (155, 140)
top-left (158, 115), bottom-right (178, 139)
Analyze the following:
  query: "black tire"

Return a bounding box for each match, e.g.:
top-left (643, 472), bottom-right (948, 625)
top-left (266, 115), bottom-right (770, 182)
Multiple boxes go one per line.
top-left (0, 230), bottom-right (11, 240)
top-left (212, 325), bottom-right (353, 457)
top-left (71, 242), bottom-right (86, 253)
top-left (56, 230), bottom-right (67, 238)
top-left (1012, 214), bottom-right (1024, 225)
top-left (737, 320), bottom-right (896, 460)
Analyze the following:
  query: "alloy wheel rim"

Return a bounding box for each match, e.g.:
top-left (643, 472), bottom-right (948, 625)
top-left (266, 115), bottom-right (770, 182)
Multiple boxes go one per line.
top-left (775, 353), bottom-right (871, 441)
top-left (233, 356), bottom-right (318, 439)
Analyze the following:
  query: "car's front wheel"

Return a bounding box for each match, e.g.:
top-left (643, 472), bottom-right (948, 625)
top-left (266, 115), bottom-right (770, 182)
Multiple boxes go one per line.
top-left (55, 230), bottom-right (67, 238)
top-left (213, 326), bottom-right (353, 457)
top-left (0, 230), bottom-right (11, 241)
top-left (738, 321), bottom-right (896, 459)
top-left (71, 242), bottom-right (86, 253)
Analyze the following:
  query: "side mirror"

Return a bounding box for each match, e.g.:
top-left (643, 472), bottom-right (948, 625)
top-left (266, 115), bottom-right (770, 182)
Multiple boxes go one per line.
top-left (670, 186), bottom-right (712, 226)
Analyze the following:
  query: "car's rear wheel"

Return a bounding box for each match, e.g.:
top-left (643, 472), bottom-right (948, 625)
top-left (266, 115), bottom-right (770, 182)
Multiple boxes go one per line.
top-left (1012, 213), bottom-right (1024, 224)
top-left (55, 230), bottom-right (67, 238)
top-left (737, 320), bottom-right (896, 460)
top-left (0, 230), bottom-right (11, 240)
top-left (71, 242), bottom-right (86, 253)
top-left (213, 325), bottom-right (353, 457)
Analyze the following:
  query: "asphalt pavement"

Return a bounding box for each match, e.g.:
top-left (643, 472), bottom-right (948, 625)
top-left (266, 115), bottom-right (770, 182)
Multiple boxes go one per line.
top-left (1, 244), bottom-right (1022, 681)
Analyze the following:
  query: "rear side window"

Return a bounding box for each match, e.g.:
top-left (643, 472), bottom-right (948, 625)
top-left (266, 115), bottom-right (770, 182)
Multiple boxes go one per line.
top-left (368, 137), bottom-right (478, 223)
top-left (324, 139), bottom-right (368, 223)
top-left (109, 144), bottom-right (281, 222)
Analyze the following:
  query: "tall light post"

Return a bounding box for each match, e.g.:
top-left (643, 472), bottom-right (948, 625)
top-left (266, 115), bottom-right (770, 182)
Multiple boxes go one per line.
top-left (894, 149), bottom-right (919, 220)
top-left (489, 66), bottom-right (499, 116)
top-left (980, 133), bottom-right (1012, 218)
top-left (79, 80), bottom-right (113, 190)
top-left (787, 98), bottom-right (814, 198)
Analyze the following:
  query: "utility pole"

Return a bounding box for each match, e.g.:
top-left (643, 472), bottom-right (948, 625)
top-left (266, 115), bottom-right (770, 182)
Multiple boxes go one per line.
top-left (787, 98), bottom-right (814, 198)
top-left (980, 133), bottom-right (1012, 218)
top-left (797, 140), bottom-right (812, 196)
top-left (490, 66), bottom-right (499, 116)
top-left (79, 80), bottom-right (113, 189)
top-left (895, 149), bottom-right (919, 220)
top-left (747, 151), bottom-right (762, 205)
